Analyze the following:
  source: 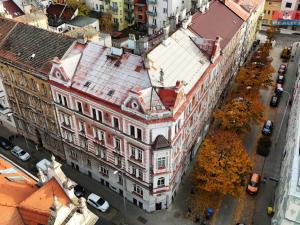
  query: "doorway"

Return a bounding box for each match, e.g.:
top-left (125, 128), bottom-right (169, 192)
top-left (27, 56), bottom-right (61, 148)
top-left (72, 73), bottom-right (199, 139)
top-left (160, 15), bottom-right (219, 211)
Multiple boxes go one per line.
top-left (155, 202), bottom-right (162, 210)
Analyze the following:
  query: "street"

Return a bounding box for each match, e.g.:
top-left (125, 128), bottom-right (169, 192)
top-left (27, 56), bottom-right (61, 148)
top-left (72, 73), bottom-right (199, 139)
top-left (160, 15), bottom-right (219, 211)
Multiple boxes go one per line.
top-left (0, 32), bottom-right (299, 225)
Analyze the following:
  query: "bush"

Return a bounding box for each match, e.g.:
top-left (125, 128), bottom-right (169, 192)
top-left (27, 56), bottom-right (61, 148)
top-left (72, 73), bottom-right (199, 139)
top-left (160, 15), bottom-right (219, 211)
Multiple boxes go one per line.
top-left (257, 136), bottom-right (272, 156)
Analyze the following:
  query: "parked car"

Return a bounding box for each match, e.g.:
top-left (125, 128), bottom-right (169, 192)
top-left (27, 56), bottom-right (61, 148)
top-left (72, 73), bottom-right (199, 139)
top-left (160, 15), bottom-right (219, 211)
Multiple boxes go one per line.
top-left (262, 120), bottom-right (273, 135)
top-left (247, 173), bottom-right (261, 195)
top-left (87, 193), bottom-right (109, 212)
top-left (275, 83), bottom-right (283, 96)
top-left (270, 95), bottom-right (280, 107)
top-left (277, 74), bottom-right (285, 84)
top-left (11, 146), bottom-right (30, 161)
top-left (278, 64), bottom-right (287, 74)
top-left (74, 184), bottom-right (86, 198)
top-left (0, 137), bottom-right (13, 150)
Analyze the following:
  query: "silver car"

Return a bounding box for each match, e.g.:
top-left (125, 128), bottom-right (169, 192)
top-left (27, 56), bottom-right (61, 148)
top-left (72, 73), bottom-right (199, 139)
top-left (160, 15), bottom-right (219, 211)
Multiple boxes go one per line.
top-left (87, 193), bottom-right (109, 212)
top-left (11, 146), bottom-right (31, 161)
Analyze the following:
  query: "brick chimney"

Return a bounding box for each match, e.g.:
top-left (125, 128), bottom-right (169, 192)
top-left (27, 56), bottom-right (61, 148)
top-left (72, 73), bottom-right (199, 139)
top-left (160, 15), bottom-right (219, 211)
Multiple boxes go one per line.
top-left (211, 36), bottom-right (222, 63)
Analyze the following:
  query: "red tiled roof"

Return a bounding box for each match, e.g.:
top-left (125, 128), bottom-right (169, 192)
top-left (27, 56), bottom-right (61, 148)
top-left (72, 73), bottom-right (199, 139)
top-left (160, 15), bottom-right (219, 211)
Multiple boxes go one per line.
top-left (0, 17), bottom-right (16, 42)
top-left (46, 3), bottom-right (76, 21)
top-left (189, 0), bottom-right (244, 49)
top-left (158, 89), bottom-right (178, 109)
top-left (2, 0), bottom-right (24, 18)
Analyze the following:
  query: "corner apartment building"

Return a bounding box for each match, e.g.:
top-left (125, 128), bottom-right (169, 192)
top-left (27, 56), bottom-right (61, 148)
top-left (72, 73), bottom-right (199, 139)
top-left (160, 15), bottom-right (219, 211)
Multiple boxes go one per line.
top-left (48, 0), bottom-right (262, 212)
top-left (272, 64), bottom-right (300, 225)
top-left (0, 18), bottom-right (75, 160)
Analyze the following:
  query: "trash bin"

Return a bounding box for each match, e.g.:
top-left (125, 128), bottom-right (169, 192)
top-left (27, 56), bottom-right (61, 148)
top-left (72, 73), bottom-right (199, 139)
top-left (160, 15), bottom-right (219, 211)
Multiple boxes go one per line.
top-left (267, 206), bottom-right (274, 215)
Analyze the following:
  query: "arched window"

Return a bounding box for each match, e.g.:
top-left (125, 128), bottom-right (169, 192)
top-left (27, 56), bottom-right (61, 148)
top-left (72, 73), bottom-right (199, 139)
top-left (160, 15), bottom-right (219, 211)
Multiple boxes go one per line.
top-left (157, 177), bottom-right (165, 187)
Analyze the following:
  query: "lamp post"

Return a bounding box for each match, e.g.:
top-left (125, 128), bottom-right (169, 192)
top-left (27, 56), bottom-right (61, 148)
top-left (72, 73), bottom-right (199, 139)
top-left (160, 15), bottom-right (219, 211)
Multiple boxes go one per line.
top-left (114, 169), bottom-right (127, 225)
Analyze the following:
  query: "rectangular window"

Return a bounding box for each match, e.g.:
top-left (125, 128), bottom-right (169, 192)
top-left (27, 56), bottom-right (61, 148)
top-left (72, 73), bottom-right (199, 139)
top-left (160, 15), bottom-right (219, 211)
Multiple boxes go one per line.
top-left (137, 128), bottom-right (142, 141)
top-left (132, 165), bottom-right (136, 176)
top-left (93, 127), bottom-right (105, 141)
top-left (115, 155), bottom-right (122, 167)
top-left (87, 159), bottom-right (91, 168)
top-left (157, 157), bottom-right (166, 169)
top-left (163, 8), bottom-right (167, 13)
top-left (285, 2), bottom-right (292, 7)
top-left (99, 165), bottom-right (108, 176)
top-left (77, 101), bottom-right (83, 113)
top-left (138, 149), bottom-right (142, 161)
top-left (131, 146), bottom-right (135, 157)
top-left (113, 117), bottom-right (119, 129)
top-left (138, 169), bottom-right (143, 180)
top-left (63, 96), bottom-right (68, 107)
top-left (130, 125), bottom-right (135, 136)
top-left (133, 184), bottom-right (143, 196)
top-left (58, 94), bottom-right (62, 104)
top-left (114, 137), bottom-right (121, 151)
top-left (92, 108), bottom-right (102, 122)
top-left (79, 121), bottom-right (85, 133)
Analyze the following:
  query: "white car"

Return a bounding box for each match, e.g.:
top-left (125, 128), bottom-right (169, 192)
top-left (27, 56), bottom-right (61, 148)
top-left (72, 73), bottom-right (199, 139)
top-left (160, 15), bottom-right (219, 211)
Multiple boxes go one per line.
top-left (11, 146), bottom-right (30, 161)
top-left (87, 193), bottom-right (109, 212)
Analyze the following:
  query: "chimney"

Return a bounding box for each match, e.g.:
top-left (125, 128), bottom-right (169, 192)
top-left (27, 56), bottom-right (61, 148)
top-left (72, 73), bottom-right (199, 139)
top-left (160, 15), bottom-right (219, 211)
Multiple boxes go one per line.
top-left (144, 55), bottom-right (151, 69)
top-left (211, 36), bottom-right (222, 63)
top-left (128, 33), bottom-right (136, 50)
top-left (37, 168), bottom-right (48, 185)
top-left (162, 25), bottom-right (170, 46)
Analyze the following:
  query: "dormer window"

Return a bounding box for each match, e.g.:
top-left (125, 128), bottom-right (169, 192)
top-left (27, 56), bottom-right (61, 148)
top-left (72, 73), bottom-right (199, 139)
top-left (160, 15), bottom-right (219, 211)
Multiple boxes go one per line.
top-left (55, 71), bottom-right (61, 78)
top-left (131, 100), bottom-right (139, 110)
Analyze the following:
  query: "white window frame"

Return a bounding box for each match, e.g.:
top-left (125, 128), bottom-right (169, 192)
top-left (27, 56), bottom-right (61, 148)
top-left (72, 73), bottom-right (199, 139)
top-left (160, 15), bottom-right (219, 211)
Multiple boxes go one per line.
top-left (112, 117), bottom-right (119, 129)
top-left (93, 127), bottom-right (105, 141)
top-left (157, 177), bottom-right (165, 187)
top-left (114, 137), bottom-right (121, 151)
top-left (157, 157), bottom-right (166, 169)
top-left (91, 107), bottom-right (102, 122)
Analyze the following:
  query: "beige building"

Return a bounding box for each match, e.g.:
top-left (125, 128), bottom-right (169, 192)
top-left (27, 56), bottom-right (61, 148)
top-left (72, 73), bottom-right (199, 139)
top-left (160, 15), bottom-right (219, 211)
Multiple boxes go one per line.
top-left (0, 18), bottom-right (75, 160)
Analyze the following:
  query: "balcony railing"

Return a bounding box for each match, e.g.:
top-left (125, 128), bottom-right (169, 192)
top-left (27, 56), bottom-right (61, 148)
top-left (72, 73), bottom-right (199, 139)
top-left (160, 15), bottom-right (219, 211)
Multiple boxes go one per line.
top-left (146, 0), bottom-right (157, 4)
top-left (146, 10), bottom-right (157, 16)
top-left (124, 0), bottom-right (133, 4)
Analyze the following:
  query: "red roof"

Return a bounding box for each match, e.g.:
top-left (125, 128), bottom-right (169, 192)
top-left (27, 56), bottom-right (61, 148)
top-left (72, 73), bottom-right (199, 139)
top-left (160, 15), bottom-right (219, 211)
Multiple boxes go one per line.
top-left (2, 0), bottom-right (24, 18)
top-left (46, 3), bottom-right (76, 21)
top-left (189, 0), bottom-right (244, 49)
top-left (158, 89), bottom-right (178, 109)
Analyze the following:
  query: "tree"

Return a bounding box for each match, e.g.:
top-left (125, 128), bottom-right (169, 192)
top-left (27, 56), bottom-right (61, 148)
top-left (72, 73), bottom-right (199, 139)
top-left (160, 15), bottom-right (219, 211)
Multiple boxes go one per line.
top-left (266, 27), bottom-right (276, 42)
top-left (66, 0), bottom-right (90, 16)
top-left (194, 130), bottom-right (252, 197)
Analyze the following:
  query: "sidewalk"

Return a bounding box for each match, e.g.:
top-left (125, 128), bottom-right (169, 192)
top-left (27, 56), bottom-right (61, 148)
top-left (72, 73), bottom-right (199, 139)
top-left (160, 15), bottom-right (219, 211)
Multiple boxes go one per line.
top-left (0, 125), bottom-right (196, 225)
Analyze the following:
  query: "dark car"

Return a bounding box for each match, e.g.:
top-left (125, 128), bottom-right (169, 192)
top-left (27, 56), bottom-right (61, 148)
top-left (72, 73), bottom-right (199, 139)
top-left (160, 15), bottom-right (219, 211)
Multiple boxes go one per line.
top-left (262, 120), bottom-right (273, 135)
top-left (275, 83), bottom-right (283, 96)
top-left (270, 95), bottom-right (280, 107)
top-left (277, 74), bottom-right (285, 84)
top-left (74, 184), bottom-right (86, 198)
top-left (0, 137), bottom-right (13, 150)
top-left (278, 64), bottom-right (287, 74)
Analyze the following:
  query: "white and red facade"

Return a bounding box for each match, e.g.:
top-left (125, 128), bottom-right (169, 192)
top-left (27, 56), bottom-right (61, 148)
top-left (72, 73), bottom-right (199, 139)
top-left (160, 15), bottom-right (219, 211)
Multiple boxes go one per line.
top-left (48, 3), bottom-right (259, 211)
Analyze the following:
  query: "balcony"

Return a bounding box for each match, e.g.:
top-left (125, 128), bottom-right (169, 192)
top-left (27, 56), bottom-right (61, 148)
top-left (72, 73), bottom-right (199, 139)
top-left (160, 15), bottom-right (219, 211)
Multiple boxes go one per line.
top-left (125, 15), bottom-right (134, 23)
top-left (146, 10), bottom-right (157, 17)
top-left (124, 0), bottom-right (133, 4)
top-left (148, 23), bottom-right (157, 29)
top-left (111, 5), bottom-right (118, 12)
top-left (124, 7), bottom-right (133, 13)
top-left (146, 0), bottom-right (157, 4)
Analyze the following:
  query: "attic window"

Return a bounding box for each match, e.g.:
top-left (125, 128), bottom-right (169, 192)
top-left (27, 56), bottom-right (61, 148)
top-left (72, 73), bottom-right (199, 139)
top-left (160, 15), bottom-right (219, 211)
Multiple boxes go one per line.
top-left (107, 89), bottom-right (115, 96)
top-left (84, 81), bottom-right (91, 87)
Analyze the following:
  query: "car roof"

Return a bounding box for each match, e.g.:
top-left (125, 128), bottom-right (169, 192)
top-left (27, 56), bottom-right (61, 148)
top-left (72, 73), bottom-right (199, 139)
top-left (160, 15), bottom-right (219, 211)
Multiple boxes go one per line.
top-left (266, 120), bottom-right (272, 125)
top-left (13, 146), bottom-right (22, 152)
top-left (88, 193), bottom-right (100, 201)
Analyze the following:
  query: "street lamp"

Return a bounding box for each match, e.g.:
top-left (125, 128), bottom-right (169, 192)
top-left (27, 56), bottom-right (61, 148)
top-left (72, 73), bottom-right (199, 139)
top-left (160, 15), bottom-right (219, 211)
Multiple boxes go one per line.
top-left (114, 169), bottom-right (127, 225)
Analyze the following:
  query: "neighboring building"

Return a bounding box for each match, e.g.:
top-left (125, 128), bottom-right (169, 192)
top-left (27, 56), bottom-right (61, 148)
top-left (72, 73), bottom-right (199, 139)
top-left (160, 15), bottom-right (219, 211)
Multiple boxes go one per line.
top-left (65, 27), bottom-right (112, 46)
top-left (281, 0), bottom-right (300, 11)
top-left (66, 15), bottom-right (100, 31)
top-left (0, 0), bottom-right (24, 18)
top-left (0, 18), bottom-right (76, 160)
top-left (46, 3), bottom-right (78, 32)
top-left (146, 0), bottom-right (192, 34)
top-left (14, 11), bottom-right (48, 29)
top-left (262, 0), bottom-right (282, 26)
top-left (272, 63), bottom-right (300, 225)
top-left (0, 153), bottom-right (98, 225)
top-left (48, 0), bottom-right (262, 212)
top-left (134, 0), bottom-right (147, 32)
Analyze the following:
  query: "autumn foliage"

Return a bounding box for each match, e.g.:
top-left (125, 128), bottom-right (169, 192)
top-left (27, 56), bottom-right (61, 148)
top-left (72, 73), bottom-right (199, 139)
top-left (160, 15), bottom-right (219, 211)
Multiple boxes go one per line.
top-left (194, 130), bottom-right (252, 197)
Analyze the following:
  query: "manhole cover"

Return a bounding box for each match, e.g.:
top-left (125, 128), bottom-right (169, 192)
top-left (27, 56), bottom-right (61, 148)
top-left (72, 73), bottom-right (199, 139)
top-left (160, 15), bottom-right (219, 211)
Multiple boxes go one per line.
top-left (174, 211), bottom-right (181, 218)
top-left (137, 216), bottom-right (147, 224)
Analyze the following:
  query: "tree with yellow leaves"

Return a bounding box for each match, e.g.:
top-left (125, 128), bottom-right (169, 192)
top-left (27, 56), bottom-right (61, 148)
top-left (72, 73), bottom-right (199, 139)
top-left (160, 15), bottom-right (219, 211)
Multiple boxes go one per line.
top-left (194, 130), bottom-right (252, 197)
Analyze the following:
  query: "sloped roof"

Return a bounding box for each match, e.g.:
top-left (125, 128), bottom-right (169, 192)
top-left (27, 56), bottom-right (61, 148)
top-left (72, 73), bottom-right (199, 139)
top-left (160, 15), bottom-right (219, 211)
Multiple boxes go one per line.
top-left (158, 89), bottom-right (178, 109)
top-left (1, 0), bottom-right (24, 18)
top-left (66, 16), bottom-right (98, 27)
top-left (224, 0), bottom-right (261, 21)
top-left (46, 3), bottom-right (76, 21)
top-left (147, 28), bottom-right (210, 94)
top-left (70, 42), bottom-right (152, 106)
top-left (19, 178), bottom-right (70, 214)
top-left (0, 18), bottom-right (75, 76)
top-left (0, 17), bottom-right (16, 42)
top-left (152, 135), bottom-right (170, 150)
top-left (189, 0), bottom-right (244, 49)
top-left (0, 206), bottom-right (24, 225)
